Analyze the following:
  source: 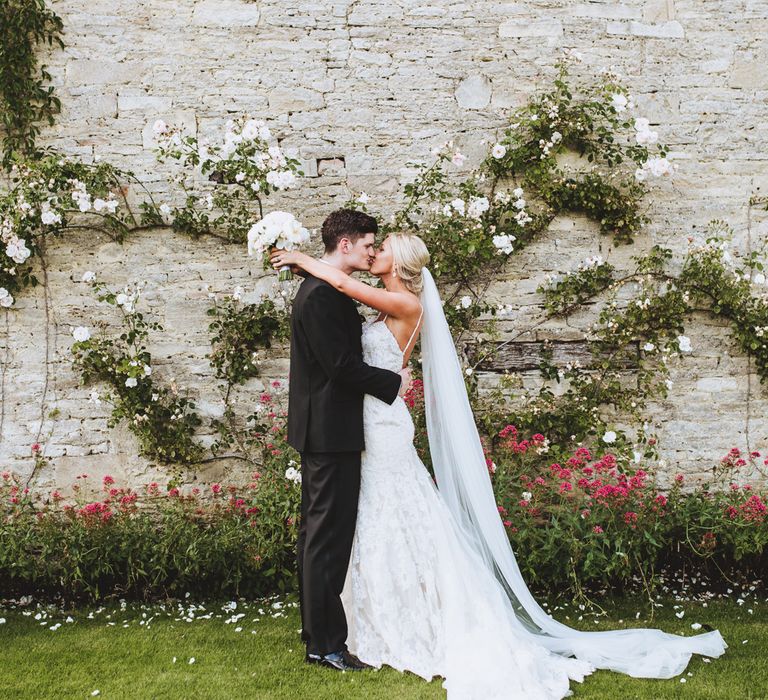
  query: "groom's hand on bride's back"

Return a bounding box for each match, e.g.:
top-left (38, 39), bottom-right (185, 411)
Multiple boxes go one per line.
top-left (398, 367), bottom-right (412, 397)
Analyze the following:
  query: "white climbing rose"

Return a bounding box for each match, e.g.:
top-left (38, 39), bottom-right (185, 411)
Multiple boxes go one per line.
top-left (285, 466), bottom-right (302, 484)
top-left (72, 326), bottom-right (91, 342)
top-left (492, 234), bottom-right (516, 255)
top-left (467, 196), bottom-right (490, 219)
top-left (6, 239), bottom-right (30, 264)
top-left (41, 209), bottom-right (61, 225)
top-left (611, 93), bottom-right (628, 112)
top-left (451, 151), bottom-right (466, 167)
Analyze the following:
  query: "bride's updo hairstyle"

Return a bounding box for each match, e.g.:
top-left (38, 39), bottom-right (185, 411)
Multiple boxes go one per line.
top-left (389, 233), bottom-right (430, 295)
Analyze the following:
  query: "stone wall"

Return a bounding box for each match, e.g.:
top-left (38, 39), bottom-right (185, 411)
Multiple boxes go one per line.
top-left (2, 0), bottom-right (768, 491)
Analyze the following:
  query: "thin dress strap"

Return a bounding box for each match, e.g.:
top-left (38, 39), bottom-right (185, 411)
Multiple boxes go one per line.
top-left (404, 306), bottom-right (424, 355)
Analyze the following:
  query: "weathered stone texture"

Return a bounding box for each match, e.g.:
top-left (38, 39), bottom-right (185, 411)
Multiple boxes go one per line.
top-left (2, 0), bottom-right (768, 491)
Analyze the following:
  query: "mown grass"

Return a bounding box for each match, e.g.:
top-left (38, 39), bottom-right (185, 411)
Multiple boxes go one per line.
top-left (0, 593), bottom-right (765, 699)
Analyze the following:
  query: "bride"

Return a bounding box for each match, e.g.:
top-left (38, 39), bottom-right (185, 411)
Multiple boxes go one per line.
top-left (270, 232), bottom-right (727, 699)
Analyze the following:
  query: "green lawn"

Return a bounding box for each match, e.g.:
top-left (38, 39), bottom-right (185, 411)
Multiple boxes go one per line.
top-left (0, 593), bottom-right (765, 699)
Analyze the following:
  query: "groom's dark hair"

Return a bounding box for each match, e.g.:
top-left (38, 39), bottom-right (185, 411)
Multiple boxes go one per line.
top-left (321, 209), bottom-right (378, 253)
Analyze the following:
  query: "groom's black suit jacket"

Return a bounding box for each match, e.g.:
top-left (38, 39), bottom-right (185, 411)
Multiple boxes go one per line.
top-left (287, 273), bottom-right (402, 453)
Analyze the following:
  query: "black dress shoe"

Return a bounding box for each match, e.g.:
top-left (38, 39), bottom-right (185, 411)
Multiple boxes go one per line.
top-left (343, 651), bottom-right (372, 670)
top-left (306, 649), bottom-right (370, 671)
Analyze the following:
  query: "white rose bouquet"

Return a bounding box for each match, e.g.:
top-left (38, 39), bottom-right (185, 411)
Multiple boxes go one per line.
top-left (247, 211), bottom-right (310, 281)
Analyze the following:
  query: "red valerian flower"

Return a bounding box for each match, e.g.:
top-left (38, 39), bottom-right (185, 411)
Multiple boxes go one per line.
top-left (740, 495), bottom-right (767, 522)
top-left (623, 511), bottom-right (638, 525)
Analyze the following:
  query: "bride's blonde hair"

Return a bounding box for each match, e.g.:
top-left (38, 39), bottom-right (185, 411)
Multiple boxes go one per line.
top-left (389, 233), bottom-right (430, 294)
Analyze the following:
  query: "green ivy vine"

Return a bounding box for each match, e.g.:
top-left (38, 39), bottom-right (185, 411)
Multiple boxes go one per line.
top-left (0, 0), bottom-right (64, 168)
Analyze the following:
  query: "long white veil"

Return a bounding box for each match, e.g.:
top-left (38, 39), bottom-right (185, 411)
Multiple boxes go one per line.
top-left (418, 267), bottom-right (727, 677)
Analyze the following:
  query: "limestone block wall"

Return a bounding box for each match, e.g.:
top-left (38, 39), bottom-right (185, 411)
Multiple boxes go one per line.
top-left (2, 0), bottom-right (768, 491)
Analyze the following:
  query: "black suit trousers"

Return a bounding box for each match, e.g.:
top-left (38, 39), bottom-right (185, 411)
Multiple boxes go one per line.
top-left (297, 450), bottom-right (361, 656)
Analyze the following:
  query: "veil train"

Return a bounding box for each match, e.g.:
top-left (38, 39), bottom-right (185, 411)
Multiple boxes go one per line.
top-left (418, 267), bottom-right (726, 678)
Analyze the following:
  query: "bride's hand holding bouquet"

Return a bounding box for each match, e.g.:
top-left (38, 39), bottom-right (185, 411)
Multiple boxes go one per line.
top-left (269, 248), bottom-right (309, 275)
top-left (247, 211), bottom-right (310, 281)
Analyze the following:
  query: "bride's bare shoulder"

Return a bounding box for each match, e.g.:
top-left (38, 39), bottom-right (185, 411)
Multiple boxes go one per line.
top-left (389, 290), bottom-right (422, 319)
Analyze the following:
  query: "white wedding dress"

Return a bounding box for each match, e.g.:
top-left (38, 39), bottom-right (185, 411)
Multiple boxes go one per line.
top-left (342, 318), bottom-right (593, 698)
top-left (340, 269), bottom-right (727, 700)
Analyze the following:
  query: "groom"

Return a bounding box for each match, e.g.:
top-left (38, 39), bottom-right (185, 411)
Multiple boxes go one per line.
top-left (285, 209), bottom-right (411, 671)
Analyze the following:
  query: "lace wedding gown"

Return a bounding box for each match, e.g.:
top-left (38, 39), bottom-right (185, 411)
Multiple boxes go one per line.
top-left (340, 268), bottom-right (725, 699)
top-left (340, 319), bottom-right (595, 699)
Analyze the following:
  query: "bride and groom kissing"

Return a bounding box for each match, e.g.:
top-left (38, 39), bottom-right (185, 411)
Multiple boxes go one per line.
top-left (270, 209), bottom-right (726, 699)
